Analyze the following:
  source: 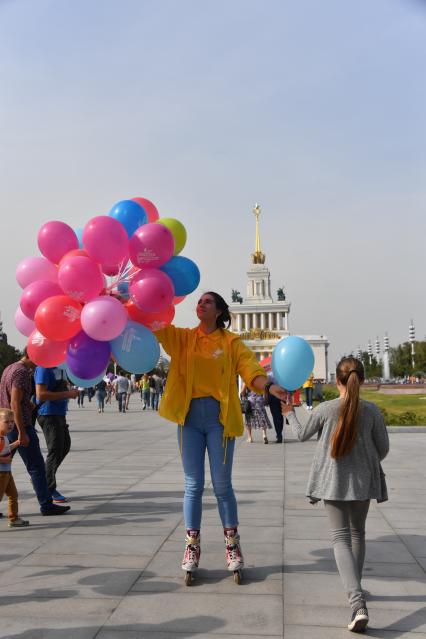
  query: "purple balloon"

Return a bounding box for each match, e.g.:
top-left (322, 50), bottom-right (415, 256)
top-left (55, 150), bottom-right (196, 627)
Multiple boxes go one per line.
top-left (38, 221), bottom-right (79, 264)
top-left (15, 306), bottom-right (35, 337)
top-left (20, 280), bottom-right (63, 320)
top-left (16, 256), bottom-right (58, 289)
top-left (66, 331), bottom-right (111, 380)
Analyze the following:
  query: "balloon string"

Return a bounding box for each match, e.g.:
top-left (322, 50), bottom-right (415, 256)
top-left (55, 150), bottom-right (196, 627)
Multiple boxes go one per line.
top-left (105, 259), bottom-right (137, 293)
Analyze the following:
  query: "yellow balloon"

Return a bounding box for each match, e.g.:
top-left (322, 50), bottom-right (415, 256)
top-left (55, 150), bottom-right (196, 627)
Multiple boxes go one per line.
top-left (156, 218), bottom-right (187, 255)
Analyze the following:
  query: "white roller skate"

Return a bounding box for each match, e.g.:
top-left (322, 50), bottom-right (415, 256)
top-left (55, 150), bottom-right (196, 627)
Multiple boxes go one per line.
top-left (182, 530), bottom-right (200, 586)
top-left (224, 528), bottom-right (244, 584)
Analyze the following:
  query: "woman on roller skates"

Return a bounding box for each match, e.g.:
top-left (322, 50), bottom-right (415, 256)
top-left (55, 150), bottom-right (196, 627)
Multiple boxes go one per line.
top-left (281, 357), bottom-right (389, 632)
top-left (155, 292), bottom-right (287, 584)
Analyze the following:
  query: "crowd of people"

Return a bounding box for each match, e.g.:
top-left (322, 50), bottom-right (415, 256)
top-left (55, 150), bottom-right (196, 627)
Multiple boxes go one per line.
top-left (74, 372), bottom-right (167, 414)
top-left (0, 290), bottom-right (390, 632)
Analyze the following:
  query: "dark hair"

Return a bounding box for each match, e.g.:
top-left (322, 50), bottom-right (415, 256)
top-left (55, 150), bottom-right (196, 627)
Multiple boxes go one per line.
top-left (330, 357), bottom-right (365, 459)
top-left (204, 291), bottom-right (231, 329)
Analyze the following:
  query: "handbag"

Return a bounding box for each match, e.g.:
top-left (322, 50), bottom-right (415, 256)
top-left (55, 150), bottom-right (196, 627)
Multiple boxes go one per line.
top-left (240, 397), bottom-right (252, 415)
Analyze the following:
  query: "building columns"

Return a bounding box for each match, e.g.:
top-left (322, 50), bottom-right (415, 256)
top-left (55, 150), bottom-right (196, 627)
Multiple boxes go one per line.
top-left (276, 312), bottom-right (281, 331)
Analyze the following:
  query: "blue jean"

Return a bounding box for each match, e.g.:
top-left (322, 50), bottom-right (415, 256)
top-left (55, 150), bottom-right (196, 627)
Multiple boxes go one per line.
top-left (9, 425), bottom-right (52, 511)
top-left (179, 397), bottom-right (238, 530)
top-left (117, 392), bottom-right (126, 412)
top-left (305, 387), bottom-right (313, 407)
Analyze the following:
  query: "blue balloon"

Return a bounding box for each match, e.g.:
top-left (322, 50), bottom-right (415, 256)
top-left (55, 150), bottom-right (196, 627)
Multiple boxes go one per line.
top-left (65, 367), bottom-right (107, 388)
top-left (74, 227), bottom-right (84, 248)
top-left (109, 200), bottom-right (147, 238)
top-left (160, 256), bottom-right (200, 296)
top-left (272, 336), bottom-right (315, 391)
top-left (110, 320), bottom-right (160, 374)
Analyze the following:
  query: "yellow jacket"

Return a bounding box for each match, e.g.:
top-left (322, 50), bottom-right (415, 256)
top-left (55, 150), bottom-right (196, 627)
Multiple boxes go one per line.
top-left (303, 375), bottom-right (314, 389)
top-left (155, 325), bottom-right (266, 438)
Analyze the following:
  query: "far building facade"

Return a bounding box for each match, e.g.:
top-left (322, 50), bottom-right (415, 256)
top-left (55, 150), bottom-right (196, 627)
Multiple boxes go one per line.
top-left (229, 205), bottom-right (329, 381)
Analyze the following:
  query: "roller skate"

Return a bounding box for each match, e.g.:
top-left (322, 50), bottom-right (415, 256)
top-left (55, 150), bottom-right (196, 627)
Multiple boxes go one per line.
top-left (224, 528), bottom-right (244, 584)
top-left (182, 530), bottom-right (200, 586)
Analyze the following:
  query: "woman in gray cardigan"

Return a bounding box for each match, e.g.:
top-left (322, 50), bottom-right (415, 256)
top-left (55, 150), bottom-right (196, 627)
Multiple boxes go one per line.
top-left (282, 357), bottom-right (389, 633)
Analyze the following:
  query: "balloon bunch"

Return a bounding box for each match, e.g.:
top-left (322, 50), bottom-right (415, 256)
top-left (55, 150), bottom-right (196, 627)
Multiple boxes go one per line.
top-left (15, 197), bottom-right (200, 385)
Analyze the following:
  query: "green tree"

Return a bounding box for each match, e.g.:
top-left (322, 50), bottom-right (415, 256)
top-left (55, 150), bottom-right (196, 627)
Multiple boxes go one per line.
top-left (0, 341), bottom-right (21, 378)
top-left (390, 341), bottom-right (426, 378)
top-left (360, 352), bottom-right (382, 379)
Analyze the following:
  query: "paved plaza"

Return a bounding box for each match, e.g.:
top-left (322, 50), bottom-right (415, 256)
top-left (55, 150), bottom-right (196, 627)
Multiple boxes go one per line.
top-left (0, 397), bottom-right (425, 638)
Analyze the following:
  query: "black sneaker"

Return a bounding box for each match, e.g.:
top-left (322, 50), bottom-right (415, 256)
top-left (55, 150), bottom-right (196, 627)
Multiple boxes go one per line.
top-left (41, 504), bottom-right (71, 516)
top-left (275, 438), bottom-right (283, 443)
top-left (348, 607), bottom-right (369, 632)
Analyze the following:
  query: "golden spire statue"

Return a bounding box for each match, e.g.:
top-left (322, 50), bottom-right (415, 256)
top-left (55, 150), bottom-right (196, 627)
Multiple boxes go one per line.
top-left (251, 203), bottom-right (266, 264)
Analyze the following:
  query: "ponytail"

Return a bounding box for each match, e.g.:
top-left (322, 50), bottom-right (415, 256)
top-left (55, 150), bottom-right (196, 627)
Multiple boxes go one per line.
top-left (204, 291), bottom-right (231, 329)
top-left (330, 357), bottom-right (365, 459)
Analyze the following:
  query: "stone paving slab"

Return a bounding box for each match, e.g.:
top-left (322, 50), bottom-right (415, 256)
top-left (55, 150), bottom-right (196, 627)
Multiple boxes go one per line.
top-left (1, 398), bottom-right (425, 638)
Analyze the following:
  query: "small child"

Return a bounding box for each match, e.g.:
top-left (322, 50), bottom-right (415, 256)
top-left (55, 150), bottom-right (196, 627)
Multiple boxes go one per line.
top-left (0, 408), bottom-right (29, 528)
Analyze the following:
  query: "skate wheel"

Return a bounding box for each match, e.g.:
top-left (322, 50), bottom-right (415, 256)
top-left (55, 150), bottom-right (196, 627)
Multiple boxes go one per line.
top-left (185, 571), bottom-right (193, 586)
top-left (233, 570), bottom-right (242, 584)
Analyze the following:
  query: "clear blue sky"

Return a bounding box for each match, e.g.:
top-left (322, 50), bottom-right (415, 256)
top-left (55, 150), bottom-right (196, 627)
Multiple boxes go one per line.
top-left (1, 0), bottom-right (425, 367)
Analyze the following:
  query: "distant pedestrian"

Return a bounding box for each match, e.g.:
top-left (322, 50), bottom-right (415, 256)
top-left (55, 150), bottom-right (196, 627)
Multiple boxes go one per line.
top-left (140, 374), bottom-right (150, 409)
top-left (241, 387), bottom-right (272, 444)
top-left (125, 375), bottom-right (132, 411)
top-left (113, 374), bottom-right (130, 413)
top-left (303, 373), bottom-right (314, 410)
top-left (77, 387), bottom-right (85, 407)
top-left (267, 373), bottom-right (284, 443)
top-left (281, 357), bottom-right (389, 633)
top-left (95, 380), bottom-right (107, 413)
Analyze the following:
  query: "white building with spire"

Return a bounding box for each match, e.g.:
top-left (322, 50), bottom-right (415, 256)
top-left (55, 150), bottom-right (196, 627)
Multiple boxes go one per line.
top-left (229, 204), bottom-right (329, 380)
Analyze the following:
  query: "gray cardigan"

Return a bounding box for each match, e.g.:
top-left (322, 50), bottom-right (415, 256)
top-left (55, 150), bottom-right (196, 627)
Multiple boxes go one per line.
top-left (287, 399), bottom-right (389, 503)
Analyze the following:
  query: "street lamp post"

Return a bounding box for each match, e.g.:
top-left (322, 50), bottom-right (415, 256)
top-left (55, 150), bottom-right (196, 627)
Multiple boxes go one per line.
top-left (367, 340), bottom-right (373, 366)
top-left (383, 333), bottom-right (390, 381)
top-left (375, 337), bottom-right (381, 362)
top-left (409, 320), bottom-right (415, 370)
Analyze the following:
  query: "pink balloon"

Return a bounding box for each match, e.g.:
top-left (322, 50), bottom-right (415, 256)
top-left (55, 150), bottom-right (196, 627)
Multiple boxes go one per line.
top-left (27, 330), bottom-right (68, 368)
top-left (38, 221), bottom-right (79, 264)
top-left (173, 295), bottom-right (186, 305)
top-left (16, 256), bottom-right (58, 289)
top-left (81, 296), bottom-right (128, 341)
top-left (15, 307), bottom-right (35, 337)
top-left (58, 256), bottom-right (104, 303)
top-left (20, 280), bottom-right (63, 320)
top-left (132, 197), bottom-right (159, 223)
top-left (129, 223), bottom-right (174, 269)
top-left (82, 216), bottom-right (129, 267)
top-left (129, 270), bottom-right (175, 313)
